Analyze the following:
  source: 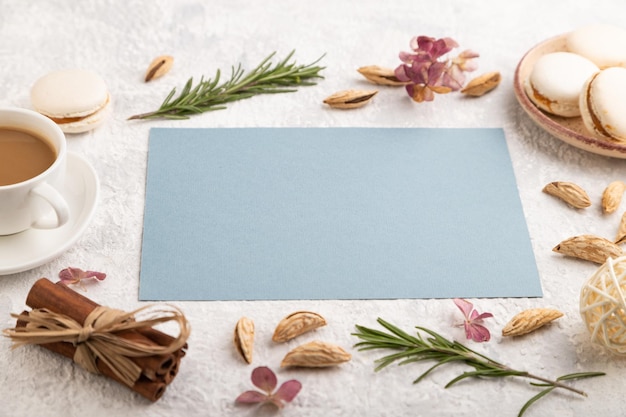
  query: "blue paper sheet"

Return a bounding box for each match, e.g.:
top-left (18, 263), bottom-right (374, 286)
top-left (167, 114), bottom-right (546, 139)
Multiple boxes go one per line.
top-left (139, 128), bottom-right (542, 301)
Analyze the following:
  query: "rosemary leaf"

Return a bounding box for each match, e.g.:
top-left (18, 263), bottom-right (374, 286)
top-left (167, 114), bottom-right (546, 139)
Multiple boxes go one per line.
top-left (352, 318), bottom-right (605, 417)
top-left (128, 51), bottom-right (325, 120)
top-left (518, 387), bottom-right (555, 417)
top-left (557, 372), bottom-right (607, 381)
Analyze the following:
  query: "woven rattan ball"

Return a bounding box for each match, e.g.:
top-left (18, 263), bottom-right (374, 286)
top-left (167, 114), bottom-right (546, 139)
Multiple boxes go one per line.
top-left (580, 256), bottom-right (626, 355)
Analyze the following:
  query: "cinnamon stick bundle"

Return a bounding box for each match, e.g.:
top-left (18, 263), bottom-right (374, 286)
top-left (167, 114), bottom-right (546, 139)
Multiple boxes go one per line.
top-left (8, 278), bottom-right (190, 401)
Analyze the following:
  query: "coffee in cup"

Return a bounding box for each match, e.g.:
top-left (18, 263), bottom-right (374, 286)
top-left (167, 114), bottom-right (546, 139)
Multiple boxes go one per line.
top-left (0, 127), bottom-right (57, 186)
top-left (0, 108), bottom-right (70, 235)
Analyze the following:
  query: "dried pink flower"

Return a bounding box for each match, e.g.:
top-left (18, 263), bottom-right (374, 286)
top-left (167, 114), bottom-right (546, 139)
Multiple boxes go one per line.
top-left (236, 366), bottom-right (301, 409)
top-left (453, 298), bottom-right (493, 343)
top-left (395, 60), bottom-right (452, 102)
top-left (58, 267), bottom-right (106, 290)
top-left (444, 49), bottom-right (480, 90)
top-left (395, 36), bottom-right (479, 102)
top-left (402, 36), bottom-right (458, 63)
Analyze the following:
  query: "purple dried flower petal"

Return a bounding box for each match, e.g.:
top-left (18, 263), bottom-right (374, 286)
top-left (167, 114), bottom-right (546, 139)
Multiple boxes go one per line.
top-left (235, 390), bottom-right (268, 404)
top-left (251, 366), bottom-right (277, 394)
top-left (396, 64), bottom-right (413, 82)
top-left (404, 83), bottom-right (416, 99)
top-left (465, 322), bottom-right (491, 342)
top-left (429, 37), bottom-right (458, 59)
top-left (411, 36), bottom-right (458, 60)
top-left (426, 61), bottom-right (448, 85)
top-left (399, 51), bottom-right (416, 64)
top-left (442, 66), bottom-right (465, 91)
top-left (410, 36), bottom-right (426, 51)
top-left (414, 36), bottom-right (434, 55)
top-left (273, 380), bottom-right (302, 403)
top-left (58, 267), bottom-right (106, 285)
top-left (454, 298), bottom-right (474, 318)
top-left (473, 311), bottom-right (494, 321)
top-left (58, 267), bottom-right (81, 284)
top-left (86, 271), bottom-right (107, 281)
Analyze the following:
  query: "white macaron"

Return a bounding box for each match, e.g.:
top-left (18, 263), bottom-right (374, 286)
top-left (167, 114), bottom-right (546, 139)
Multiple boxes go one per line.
top-left (30, 69), bottom-right (111, 133)
top-left (566, 24), bottom-right (626, 69)
top-left (524, 52), bottom-right (599, 117)
top-left (579, 66), bottom-right (626, 142)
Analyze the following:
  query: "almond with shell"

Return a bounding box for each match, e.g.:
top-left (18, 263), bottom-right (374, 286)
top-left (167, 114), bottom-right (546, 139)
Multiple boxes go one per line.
top-left (272, 311), bottom-right (327, 343)
top-left (602, 180), bottom-right (626, 214)
top-left (502, 308), bottom-right (563, 337)
top-left (234, 316), bottom-right (255, 364)
top-left (323, 89), bottom-right (378, 109)
top-left (542, 181), bottom-right (591, 209)
top-left (460, 71), bottom-right (501, 97)
top-left (553, 234), bottom-right (623, 264)
top-left (145, 55), bottom-right (174, 82)
top-left (280, 340), bottom-right (351, 368)
top-left (357, 65), bottom-right (408, 86)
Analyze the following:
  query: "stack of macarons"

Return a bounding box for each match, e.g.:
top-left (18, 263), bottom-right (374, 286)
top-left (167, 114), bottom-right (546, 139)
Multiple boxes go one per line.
top-left (524, 23), bottom-right (626, 142)
top-left (30, 69), bottom-right (111, 134)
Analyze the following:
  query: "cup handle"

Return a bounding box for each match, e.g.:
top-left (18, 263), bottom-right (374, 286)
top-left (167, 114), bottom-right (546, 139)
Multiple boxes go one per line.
top-left (30, 183), bottom-right (70, 229)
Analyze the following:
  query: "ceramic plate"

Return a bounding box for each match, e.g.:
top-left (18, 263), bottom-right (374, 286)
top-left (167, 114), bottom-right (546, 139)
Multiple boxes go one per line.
top-left (0, 152), bottom-right (99, 275)
top-left (513, 34), bottom-right (626, 158)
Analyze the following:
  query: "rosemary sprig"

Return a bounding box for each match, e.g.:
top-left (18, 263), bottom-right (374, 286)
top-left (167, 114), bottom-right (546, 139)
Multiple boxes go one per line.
top-left (353, 318), bottom-right (604, 417)
top-left (128, 50), bottom-right (325, 120)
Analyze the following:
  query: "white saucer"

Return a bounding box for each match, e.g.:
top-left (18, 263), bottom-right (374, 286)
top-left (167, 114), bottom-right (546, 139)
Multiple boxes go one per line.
top-left (0, 152), bottom-right (99, 275)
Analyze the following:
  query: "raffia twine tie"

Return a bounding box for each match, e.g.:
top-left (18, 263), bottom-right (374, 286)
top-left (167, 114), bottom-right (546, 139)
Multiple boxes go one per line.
top-left (3, 304), bottom-right (190, 387)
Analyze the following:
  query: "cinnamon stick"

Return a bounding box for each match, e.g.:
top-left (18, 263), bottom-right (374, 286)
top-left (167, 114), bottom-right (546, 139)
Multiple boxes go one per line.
top-left (16, 278), bottom-right (187, 401)
top-left (25, 278), bottom-right (183, 380)
top-left (16, 312), bottom-right (167, 402)
top-left (32, 280), bottom-right (188, 355)
top-left (140, 327), bottom-right (187, 357)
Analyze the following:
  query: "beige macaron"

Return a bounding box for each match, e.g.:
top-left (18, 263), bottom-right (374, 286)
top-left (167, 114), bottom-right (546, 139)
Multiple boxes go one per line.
top-left (30, 69), bottom-right (111, 133)
top-left (566, 24), bottom-right (626, 69)
top-left (524, 51), bottom-right (599, 117)
top-left (524, 52), bottom-right (599, 117)
top-left (579, 66), bottom-right (626, 142)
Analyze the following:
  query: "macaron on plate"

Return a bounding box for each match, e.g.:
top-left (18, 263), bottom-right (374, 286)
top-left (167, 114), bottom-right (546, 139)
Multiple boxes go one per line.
top-left (514, 34), bottom-right (626, 159)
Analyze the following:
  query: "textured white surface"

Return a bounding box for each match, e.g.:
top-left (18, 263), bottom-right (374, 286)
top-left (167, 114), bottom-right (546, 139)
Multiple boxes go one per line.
top-left (2, 1), bottom-right (626, 416)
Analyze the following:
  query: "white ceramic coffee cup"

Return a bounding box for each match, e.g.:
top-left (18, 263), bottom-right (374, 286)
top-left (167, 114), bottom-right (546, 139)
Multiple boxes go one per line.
top-left (0, 107), bottom-right (70, 235)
